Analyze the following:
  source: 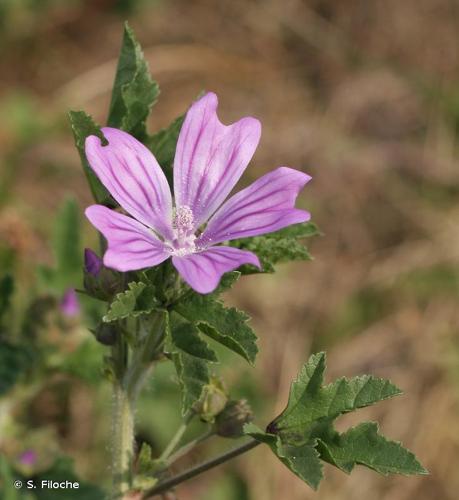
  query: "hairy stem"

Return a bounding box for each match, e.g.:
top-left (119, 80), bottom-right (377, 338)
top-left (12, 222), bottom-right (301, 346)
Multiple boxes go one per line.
top-left (111, 311), bottom-right (166, 498)
top-left (112, 383), bottom-right (135, 498)
top-left (142, 439), bottom-right (261, 499)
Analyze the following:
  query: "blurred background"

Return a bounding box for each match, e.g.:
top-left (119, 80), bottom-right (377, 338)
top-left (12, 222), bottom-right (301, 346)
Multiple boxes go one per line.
top-left (1, 0), bottom-right (459, 499)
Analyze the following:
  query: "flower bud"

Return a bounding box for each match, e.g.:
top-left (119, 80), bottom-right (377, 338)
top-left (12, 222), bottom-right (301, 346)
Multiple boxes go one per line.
top-left (84, 248), bottom-right (102, 276)
top-left (19, 449), bottom-right (37, 467)
top-left (83, 248), bottom-right (122, 301)
top-left (214, 399), bottom-right (253, 438)
top-left (91, 322), bottom-right (118, 346)
top-left (193, 377), bottom-right (228, 423)
top-left (60, 288), bottom-right (80, 317)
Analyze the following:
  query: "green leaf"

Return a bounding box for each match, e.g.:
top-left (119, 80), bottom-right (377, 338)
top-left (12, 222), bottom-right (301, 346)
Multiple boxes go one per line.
top-left (167, 312), bottom-right (218, 362)
top-left (174, 294), bottom-right (258, 364)
top-left (0, 341), bottom-right (31, 395)
top-left (68, 110), bottom-right (110, 204)
top-left (0, 274), bottom-right (14, 324)
top-left (134, 443), bottom-right (159, 489)
top-left (231, 222), bottom-right (318, 274)
top-left (53, 198), bottom-right (83, 289)
top-left (272, 352), bottom-right (402, 445)
top-left (244, 424), bottom-right (323, 490)
top-left (173, 350), bottom-right (210, 415)
top-left (147, 115), bottom-right (184, 185)
top-left (108, 22), bottom-right (159, 140)
top-left (251, 352), bottom-right (427, 488)
top-left (269, 222), bottom-right (321, 240)
top-left (211, 271), bottom-right (241, 295)
top-left (103, 282), bottom-right (159, 322)
top-left (316, 422), bottom-right (428, 476)
top-left (246, 353), bottom-right (426, 489)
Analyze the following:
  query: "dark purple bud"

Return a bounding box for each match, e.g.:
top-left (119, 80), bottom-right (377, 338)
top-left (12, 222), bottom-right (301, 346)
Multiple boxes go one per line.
top-left (215, 399), bottom-right (253, 438)
top-left (92, 322), bottom-right (117, 346)
top-left (84, 248), bottom-right (102, 277)
top-left (19, 449), bottom-right (37, 466)
top-left (60, 288), bottom-right (80, 317)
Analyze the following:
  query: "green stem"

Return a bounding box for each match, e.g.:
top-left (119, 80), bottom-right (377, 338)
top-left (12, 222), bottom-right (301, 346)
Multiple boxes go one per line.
top-left (165, 429), bottom-right (214, 466)
top-left (142, 439), bottom-right (261, 499)
top-left (112, 383), bottom-right (135, 498)
top-left (111, 311), bottom-right (166, 498)
top-left (125, 312), bottom-right (166, 397)
top-left (158, 412), bottom-right (194, 463)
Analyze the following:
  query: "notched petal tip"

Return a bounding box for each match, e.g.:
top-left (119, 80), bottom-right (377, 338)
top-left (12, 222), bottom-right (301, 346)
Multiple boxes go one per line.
top-left (174, 91), bottom-right (263, 227)
top-left (84, 127), bottom-right (174, 238)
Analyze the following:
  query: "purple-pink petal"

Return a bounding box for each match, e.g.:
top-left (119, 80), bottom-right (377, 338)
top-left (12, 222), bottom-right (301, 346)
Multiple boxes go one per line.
top-left (173, 92), bottom-right (261, 228)
top-left (172, 246), bottom-right (261, 294)
top-left (85, 128), bottom-right (173, 240)
top-left (199, 167), bottom-right (311, 245)
top-left (85, 205), bottom-right (169, 272)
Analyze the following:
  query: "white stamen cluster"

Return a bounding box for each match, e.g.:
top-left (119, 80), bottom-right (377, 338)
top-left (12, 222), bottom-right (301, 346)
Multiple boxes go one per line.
top-left (170, 205), bottom-right (197, 256)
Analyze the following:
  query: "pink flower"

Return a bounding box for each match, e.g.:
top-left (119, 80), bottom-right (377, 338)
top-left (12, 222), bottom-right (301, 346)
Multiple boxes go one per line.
top-left (85, 92), bottom-right (311, 294)
top-left (19, 449), bottom-right (37, 467)
top-left (60, 288), bottom-right (80, 316)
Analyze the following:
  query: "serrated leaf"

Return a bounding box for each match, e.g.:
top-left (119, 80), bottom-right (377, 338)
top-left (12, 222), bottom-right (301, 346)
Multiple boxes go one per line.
top-left (268, 222), bottom-right (321, 240)
top-left (68, 110), bottom-right (110, 204)
top-left (231, 222), bottom-right (317, 274)
top-left (316, 422), bottom-right (427, 476)
top-left (173, 351), bottom-right (209, 415)
top-left (247, 353), bottom-right (426, 488)
top-left (108, 22), bottom-right (159, 140)
top-left (103, 282), bottom-right (159, 322)
top-left (211, 271), bottom-right (241, 295)
top-left (244, 424), bottom-right (323, 489)
top-left (174, 294), bottom-right (258, 364)
top-left (273, 352), bottom-right (402, 445)
top-left (167, 312), bottom-right (218, 362)
top-left (147, 114), bottom-right (184, 185)
top-left (0, 341), bottom-right (31, 395)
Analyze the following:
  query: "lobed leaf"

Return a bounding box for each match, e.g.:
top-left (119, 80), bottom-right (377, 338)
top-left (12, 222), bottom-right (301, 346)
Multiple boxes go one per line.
top-left (167, 312), bottom-right (218, 362)
top-left (245, 352), bottom-right (426, 491)
top-left (273, 352), bottom-right (402, 445)
top-left (316, 422), bottom-right (428, 476)
top-left (231, 222), bottom-right (318, 274)
top-left (108, 22), bottom-right (159, 140)
top-left (173, 350), bottom-right (210, 415)
top-left (244, 424), bottom-right (323, 490)
top-left (174, 293), bottom-right (258, 364)
top-left (103, 282), bottom-right (159, 322)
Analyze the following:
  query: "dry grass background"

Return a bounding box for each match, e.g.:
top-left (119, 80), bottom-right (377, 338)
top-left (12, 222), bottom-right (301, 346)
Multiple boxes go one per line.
top-left (2, 1), bottom-right (459, 499)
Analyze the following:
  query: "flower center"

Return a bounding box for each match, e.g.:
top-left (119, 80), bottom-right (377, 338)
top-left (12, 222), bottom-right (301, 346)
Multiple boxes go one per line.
top-left (169, 205), bottom-right (197, 256)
